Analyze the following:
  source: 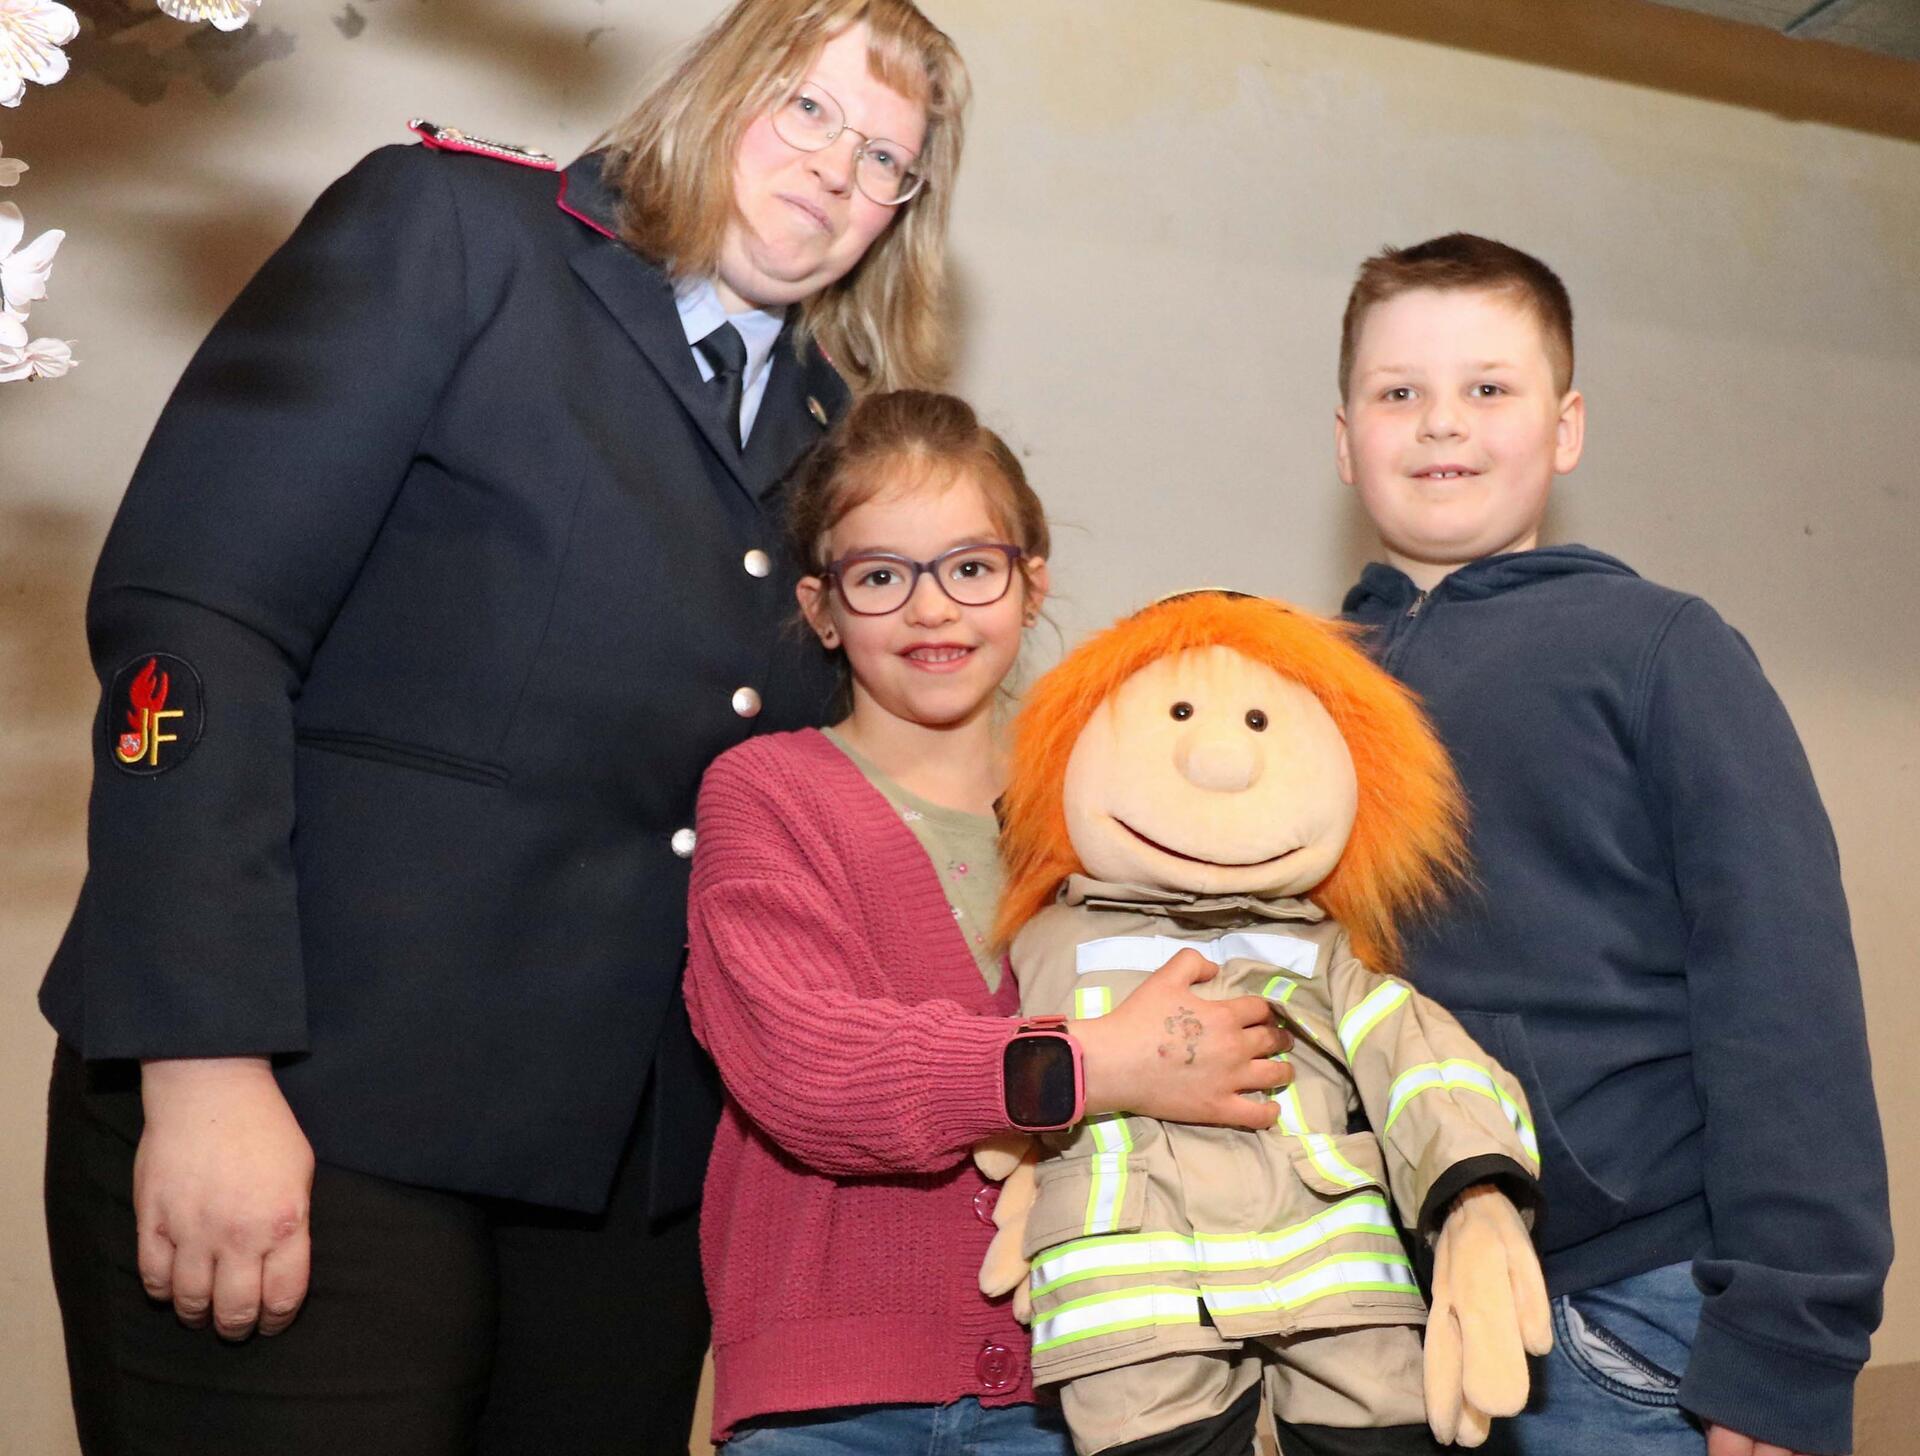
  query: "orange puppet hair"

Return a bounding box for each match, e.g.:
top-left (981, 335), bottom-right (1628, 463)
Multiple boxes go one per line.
top-left (993, 592), bottom-right (1468, 974)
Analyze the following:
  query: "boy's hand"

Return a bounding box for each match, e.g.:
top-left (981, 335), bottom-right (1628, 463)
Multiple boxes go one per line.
top-left (1425, 1183), bottom-right (1552, 1446)
top-left (1706, 1427), bottom-right (1805, 1456)
top-left (1078, 947), bottom-right (1292, 1129)
top-left (136, 1056), bottom-right (316, 1340)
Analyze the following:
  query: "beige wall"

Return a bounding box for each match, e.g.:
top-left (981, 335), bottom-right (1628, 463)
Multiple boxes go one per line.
top-left (3, 1), bottom-right (1915, 1451)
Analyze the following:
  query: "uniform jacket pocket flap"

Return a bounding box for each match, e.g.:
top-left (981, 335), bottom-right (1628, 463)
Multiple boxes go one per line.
top-left (1023, 1144), bottom-right (1148, 1260)
top-left (1289, 1130), bottom-right (1392, 1201)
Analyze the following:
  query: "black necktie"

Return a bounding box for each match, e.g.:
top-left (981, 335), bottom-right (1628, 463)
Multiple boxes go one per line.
top-left (695, 321), bottom-right (748, 450)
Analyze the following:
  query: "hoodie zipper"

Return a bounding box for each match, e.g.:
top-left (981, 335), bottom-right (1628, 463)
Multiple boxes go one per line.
top-left (1380, 588), bottom-right (1433, 672)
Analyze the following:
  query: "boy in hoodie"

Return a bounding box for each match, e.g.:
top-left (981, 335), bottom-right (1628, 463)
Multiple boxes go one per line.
top-left (1334, 234), bottom-right (1889, 1456)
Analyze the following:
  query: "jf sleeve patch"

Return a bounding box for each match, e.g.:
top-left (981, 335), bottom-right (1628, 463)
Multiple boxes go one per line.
top-left (108, 653), bottom-right (205, 776)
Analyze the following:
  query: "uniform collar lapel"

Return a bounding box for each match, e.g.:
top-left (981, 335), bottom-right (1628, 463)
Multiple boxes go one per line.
top-left (557, 154), bottom-right (752, 490)
top-left (745, 322), bottom-right (847, 499)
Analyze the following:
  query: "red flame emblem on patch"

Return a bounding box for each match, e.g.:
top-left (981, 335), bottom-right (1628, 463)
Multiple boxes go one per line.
top-left (116, 657), bottom-right (171, 764)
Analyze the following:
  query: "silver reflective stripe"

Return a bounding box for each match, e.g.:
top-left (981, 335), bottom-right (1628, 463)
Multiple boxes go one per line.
top-left (1261, 973), bottom-right (1301, 1005)
top-left (1076, 932), bottom-right (1318, 978)
top-left (1383, 1060), bottom-right (1541, 1168)
top-left (1199, 1252), bottom-right (1418, 1317)
top-left (1031, 1285), bottom-right (1202, 1353)
top-left (1337, 980), bottom-right (1411, 1058)
top-left (1030, 1194), bottom-right (1399, 1296)
top-left (1083, 1141), bottom-right (1132, 1233)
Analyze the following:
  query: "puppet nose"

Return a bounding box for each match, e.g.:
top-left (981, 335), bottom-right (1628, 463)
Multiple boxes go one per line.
top-left (1175, 733), bottom-right (1262, 793)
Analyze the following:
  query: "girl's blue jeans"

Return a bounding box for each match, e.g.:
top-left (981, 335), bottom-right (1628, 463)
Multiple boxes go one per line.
top-left (725, 1398), bottom-right (1074, 1455)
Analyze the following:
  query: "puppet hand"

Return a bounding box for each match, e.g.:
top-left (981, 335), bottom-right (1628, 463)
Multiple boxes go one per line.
top-left (136, 1057), bottom-right (316, 1340)
top-left (1079, 948), bottom-right (1292, 1129)
top-left (974, 1131), bottom-right (1034, 1183)
top-left (1425, 1184), bottom-right (1551, 1446)
top-left (979, 1143), bottom-right (1041, 1299)
top-left (1706, 1425), bottom-right (1805, 1456)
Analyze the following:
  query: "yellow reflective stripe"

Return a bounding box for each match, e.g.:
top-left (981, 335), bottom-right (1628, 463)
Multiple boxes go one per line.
top-left (1338, 981), bottom-right (1411, 1058)
top-left (1382, 1060), bottom-right (1540, 1168)
top-left (1073, 985), bottom-right (1114, 1019)
top-left (1030, 1194), bottom-right (1399, 1297)
top-left (1261, 973), bottom-right (1301, 1006)
top-left (1031, 1284), bottom-right (1202, 1354)
top-left (1199, 1251), bottom-right (1418, 1317)
top-left (1299, 1133), bottom-right (1372, 1188)
top-left (1273, 1086), bottom-right (1370, 1186)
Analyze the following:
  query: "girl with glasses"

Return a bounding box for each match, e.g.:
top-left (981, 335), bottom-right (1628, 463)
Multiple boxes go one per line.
top-left (684, 392), bottom-right (1295, 1453)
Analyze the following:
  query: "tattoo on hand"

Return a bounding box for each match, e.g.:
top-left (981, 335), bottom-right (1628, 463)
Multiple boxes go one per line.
top-left (1162, 1006), bottom-right (1204, 1066)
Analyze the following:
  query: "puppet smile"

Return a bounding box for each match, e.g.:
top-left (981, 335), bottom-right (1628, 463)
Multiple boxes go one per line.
top-left (1111, 816), bottom-right (1297, 869)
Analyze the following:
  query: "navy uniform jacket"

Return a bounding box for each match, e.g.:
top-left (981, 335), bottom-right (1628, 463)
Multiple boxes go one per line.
top-left (39, 139), bottom-right (849, 1216)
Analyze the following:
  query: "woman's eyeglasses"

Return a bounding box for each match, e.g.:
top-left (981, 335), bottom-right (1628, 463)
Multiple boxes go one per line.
top-left (770, 82), bottom-right (925, 206)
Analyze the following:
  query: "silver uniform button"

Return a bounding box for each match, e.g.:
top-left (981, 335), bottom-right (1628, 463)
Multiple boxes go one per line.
top-left (744, 549), bottom-right (772, 578)
top-left (731, 686), bottom-right (762, 718)
top-left (670, 827), bottom-right (697, 858)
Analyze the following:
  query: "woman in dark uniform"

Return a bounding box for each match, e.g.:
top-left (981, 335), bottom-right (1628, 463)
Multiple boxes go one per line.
top-left (41, 2), bottom-right (1296, 1451)
top-left (41, 4), bottom-right (968, 1451)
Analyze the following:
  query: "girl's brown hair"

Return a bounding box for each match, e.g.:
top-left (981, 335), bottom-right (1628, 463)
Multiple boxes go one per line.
top-left (787, 390), bottom-right (1050, 573)
top-left (597, 0), bottom-right (968, 394)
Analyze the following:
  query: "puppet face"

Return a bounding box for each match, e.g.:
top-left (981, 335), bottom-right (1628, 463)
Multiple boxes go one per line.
top-left (1063, 645), bottom-right (1358, 898)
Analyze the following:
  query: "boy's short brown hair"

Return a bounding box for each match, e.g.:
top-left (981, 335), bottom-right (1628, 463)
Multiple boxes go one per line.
top-left (1339, 233), bottom-right (1575, 399)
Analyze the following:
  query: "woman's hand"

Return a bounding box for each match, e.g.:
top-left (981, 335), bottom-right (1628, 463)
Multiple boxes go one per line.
top-left (136, 1057), bottom-right (316, 1340)
top-left (1076, 948), bottom-right (1292, 1129)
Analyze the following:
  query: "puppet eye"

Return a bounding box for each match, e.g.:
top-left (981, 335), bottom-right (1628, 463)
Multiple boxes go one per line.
top-left (1245, 709), bottom-right (1268, 732)
top-left (1169, 701), bottom-right (1194, 721)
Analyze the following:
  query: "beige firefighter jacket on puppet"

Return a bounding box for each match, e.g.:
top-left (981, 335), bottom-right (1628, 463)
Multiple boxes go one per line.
top-left (1012, 876), bottom-right (1541, 1392)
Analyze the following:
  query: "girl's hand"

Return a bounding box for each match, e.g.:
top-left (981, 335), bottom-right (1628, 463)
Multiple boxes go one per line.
top-left (136, 1057), bottom-right (316, 1340)
top-left (1077, 948), bottom-right (1292, 1128)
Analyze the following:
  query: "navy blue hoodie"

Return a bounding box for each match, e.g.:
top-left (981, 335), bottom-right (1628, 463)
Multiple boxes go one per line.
top-left (1343, 545), bottom-right (1890, 1455)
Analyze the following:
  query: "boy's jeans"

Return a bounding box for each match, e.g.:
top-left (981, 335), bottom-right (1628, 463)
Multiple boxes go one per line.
top-left (726, 1398), bottom-right (1073, 1455)
top-left (1485, 1261), bottom-right (1706, 1455)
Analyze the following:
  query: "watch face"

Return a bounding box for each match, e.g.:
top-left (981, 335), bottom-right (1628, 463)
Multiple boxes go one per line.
top-left (1005, 1034), bottom-right (1077, 1130)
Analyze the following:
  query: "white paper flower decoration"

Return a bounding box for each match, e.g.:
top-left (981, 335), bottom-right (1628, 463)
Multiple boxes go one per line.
top-left (0, 143), bottom-right (26, 187)
top-left (0, 200), bottom-right (62, 311)
top-left (0, 0), bottom-right (79, 108)
top-left (0, 331), bottom-right (74, 380)
top-left (156, 0), bottom-right (261, 32)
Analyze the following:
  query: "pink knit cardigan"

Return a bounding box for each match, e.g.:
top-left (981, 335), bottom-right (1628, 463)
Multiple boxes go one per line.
top-left (684, 728), bottom-right (1035, 1442)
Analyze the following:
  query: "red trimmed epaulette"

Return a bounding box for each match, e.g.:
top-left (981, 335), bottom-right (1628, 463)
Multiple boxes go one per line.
top-left (409, 119), bottom-right (557, 171)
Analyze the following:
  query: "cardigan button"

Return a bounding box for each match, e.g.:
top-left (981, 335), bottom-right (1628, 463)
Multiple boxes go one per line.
top-left (975, 1341), bottom-right (1018, 1392)
top-left (743, 549), bottom-right (772, 579)
top-left (670, 828), bottom-right (697, 859)
top-left (731, 686), bottom-right (762, 718)
top-left (972, 1185), bottom-right (1000, 1226)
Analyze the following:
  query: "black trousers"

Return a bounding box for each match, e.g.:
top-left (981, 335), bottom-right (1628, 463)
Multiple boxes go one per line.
top-left (44, 1044), bottom-right (708, 1456)
top-left (1104, 1385), bottom-right (1444, 1456)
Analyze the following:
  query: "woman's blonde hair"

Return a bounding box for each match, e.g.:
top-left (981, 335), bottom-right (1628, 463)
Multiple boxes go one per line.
top-left (597, 0), bottom-right (968, 394)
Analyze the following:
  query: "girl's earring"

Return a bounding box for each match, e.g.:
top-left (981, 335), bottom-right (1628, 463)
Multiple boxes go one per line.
top-left (822, 627), bottom-right (839, 647)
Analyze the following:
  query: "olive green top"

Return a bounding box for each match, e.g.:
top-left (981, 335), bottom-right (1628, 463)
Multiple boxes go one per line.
top-left (822, 726), bottom-right (1004, 992)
